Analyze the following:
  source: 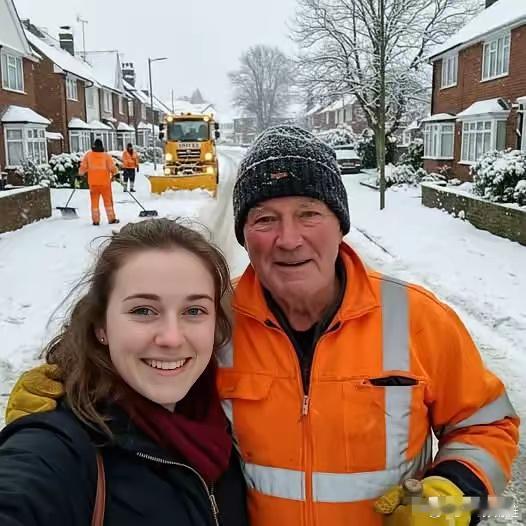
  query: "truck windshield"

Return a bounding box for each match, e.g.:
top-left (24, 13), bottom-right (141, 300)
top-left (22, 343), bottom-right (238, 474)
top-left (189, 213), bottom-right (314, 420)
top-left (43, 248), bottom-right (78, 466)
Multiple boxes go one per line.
top-left (167, 120), bottom-right (210, 141)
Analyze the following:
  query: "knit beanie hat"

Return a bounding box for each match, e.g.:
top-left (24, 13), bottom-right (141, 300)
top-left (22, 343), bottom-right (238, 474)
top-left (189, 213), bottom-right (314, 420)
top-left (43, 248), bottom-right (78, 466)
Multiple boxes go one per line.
top-left (233, 125), bottom-right (350, 245)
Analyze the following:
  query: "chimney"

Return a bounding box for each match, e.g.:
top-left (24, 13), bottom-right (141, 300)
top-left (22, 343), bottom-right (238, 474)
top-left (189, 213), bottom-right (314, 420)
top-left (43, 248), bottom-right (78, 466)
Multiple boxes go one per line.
top-left (122, 62), bottom-right (136, 87)
top-left (58, 26), bottom-right (74, 55)
top-left (485, 0), bottom-right (498, 7)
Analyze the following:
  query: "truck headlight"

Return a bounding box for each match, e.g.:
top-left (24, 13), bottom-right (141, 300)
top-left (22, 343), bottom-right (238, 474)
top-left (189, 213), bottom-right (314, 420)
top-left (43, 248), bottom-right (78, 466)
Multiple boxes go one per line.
top-left (206, 166), bottom-right (215, 174)
top-left (165, 153), bottom-right (173, 162)
top-left (164, 168), bottom-right (171, 175)
top-left (204, 152), bottom-right (213, 161)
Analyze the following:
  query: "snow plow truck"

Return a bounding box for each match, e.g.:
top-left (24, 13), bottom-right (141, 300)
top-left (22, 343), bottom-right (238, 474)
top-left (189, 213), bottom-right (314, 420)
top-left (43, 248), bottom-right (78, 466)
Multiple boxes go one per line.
top-left (150, 113), bottom-right (220, 195)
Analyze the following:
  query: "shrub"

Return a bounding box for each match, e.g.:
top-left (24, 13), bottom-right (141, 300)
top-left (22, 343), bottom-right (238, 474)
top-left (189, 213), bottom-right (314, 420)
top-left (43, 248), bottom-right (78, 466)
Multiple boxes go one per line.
top-left (357, 130), bottom-right (397, 168)
top-left (398, 140), bottom-right (424, 170)
top-left (471, 150), bottom-right (526, 205)
top-left (48, 153), bottom-right (82, 188)
top-left (14, 160), bottom-right (57, 187)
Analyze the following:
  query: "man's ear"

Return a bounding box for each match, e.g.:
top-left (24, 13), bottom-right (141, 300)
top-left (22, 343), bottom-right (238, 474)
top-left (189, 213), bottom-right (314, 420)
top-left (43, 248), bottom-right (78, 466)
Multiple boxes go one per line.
top-left (94, 327), bottom-right (108, 345)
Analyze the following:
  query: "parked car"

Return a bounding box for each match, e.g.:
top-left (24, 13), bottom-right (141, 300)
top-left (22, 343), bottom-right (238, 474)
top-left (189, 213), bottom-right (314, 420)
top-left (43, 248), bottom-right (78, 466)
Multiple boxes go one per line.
top-left (333, 145), bottom-right (361, 174)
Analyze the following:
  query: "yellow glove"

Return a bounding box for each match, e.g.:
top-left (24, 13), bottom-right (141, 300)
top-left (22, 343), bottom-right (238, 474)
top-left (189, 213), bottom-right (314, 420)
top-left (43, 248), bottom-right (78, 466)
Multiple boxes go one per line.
top-left (374, 476), bottom-right (471, 526)
top-left (5, 364), bottom-right (64, 424)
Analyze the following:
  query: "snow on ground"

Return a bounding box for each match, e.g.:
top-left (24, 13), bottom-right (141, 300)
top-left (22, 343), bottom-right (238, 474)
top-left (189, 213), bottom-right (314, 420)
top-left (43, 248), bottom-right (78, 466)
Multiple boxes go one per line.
top-left (0, 153), bottom-right (524, 523)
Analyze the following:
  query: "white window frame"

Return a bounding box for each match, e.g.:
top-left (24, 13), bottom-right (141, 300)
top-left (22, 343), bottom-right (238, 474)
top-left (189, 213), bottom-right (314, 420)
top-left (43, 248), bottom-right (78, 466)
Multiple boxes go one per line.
top-left (69, 130), bottom-right (91, 153)
top-left (103, 90), bottom-right (113, 113)
top-left (141, 104), bottom-right (147, 120)
top-left (128, 100), bottom-right (135, 117)
top-left (423, 122), bottom-right (455, 159)
top-left (441, 54), bottom-right (458, 89)
top-left (482, 33), bottom-right (510, 81)
top-left (66, 77), bottom-right (78, 101)
top-left (4, 124), bottom-right (48, 167)
top-left (402, 130), bottom-right (411, 146)
top-left (460, 119), bottom-right (507, 163)
top-left (1, 50), bottom-right (24, 92)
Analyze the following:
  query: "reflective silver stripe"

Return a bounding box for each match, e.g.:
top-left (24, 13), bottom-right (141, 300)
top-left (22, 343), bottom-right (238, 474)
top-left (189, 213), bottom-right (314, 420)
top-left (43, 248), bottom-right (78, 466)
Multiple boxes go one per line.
top-left (381, 278), bottom-right (410, 468)
top-left (443, 392), bottom-right (518, 436)
top-left (216, 340), bottom-right (234, 368)
top-left (435, 442), bottom-right (508, 494)
top-left (313, 440), bottom-right (432, 502)
top-left (243, 463), bottom-right (305, 501)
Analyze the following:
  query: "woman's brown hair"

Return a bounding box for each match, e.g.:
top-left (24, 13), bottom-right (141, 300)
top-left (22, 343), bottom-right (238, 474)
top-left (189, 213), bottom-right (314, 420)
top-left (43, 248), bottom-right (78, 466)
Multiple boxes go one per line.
top-left (44, 218), bottom-right (232, 436)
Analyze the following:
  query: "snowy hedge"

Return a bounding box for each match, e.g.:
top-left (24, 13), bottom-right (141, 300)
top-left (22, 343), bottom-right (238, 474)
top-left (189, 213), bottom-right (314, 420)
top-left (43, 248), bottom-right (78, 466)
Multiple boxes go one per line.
top-left (14, 160), bottom-right (57, 188)
top-left (377, 164), bottom-right (427, 187)
top-left (471, 150), bottom-right (526, 206)
top-left (135, 146), bottom-right (163, 163)
top-left (357, 130), bottom-right (397, 168)
top-left (317, 126), bottom-right (356, 147)
top-left (49, 153), bottom-right (82, 188)
top-left (398, 140), bottom-right (424, 170)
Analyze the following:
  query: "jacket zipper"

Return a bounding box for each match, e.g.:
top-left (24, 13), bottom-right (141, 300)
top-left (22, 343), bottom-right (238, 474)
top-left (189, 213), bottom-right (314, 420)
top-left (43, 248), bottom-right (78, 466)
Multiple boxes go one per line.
top-left (136, 451), bottom-right (220, 526)
top-left (262, 319), bottom-right (341, 526)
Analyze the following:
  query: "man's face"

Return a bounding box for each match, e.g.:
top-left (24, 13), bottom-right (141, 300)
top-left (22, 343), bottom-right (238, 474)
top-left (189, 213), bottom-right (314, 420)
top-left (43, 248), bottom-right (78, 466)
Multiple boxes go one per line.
top-left (243, 196), bottom-right (343, 299)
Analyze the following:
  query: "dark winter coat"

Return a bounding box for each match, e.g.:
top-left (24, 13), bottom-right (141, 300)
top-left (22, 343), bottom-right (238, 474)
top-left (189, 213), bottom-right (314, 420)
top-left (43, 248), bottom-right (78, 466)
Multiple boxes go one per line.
top-left (0, 403), bottom-right (248, 526)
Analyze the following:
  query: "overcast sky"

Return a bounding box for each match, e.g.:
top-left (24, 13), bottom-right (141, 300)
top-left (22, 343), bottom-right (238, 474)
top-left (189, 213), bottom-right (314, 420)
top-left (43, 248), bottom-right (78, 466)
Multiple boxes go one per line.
top-left (14, 0), bottom-right (299, 118)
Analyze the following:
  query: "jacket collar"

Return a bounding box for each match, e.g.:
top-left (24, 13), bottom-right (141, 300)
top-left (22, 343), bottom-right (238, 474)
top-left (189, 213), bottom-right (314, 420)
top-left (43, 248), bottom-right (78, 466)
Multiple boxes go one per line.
top-left (233, 242), bottom-right (380, 324)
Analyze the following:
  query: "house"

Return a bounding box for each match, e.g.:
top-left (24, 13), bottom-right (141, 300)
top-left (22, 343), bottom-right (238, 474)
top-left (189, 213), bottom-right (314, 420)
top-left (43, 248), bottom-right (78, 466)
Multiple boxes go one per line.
top-left (22, 22), bottom-right (98, 156)
top-left (84, 50), bottom-right (131, 151)
top-left (306, 95), bottom-right (368, 135)
top-left (0, 0), bottom-right (50, 170)
top-left (424, 0), bottom-right (526, 180)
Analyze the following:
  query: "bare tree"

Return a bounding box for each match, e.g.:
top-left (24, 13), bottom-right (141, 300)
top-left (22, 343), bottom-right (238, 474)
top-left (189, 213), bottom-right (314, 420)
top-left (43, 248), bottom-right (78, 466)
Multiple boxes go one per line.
top-left (229, 45), bottom-right (294, 133)
top-left (292, 0), bottom-right (480, 208)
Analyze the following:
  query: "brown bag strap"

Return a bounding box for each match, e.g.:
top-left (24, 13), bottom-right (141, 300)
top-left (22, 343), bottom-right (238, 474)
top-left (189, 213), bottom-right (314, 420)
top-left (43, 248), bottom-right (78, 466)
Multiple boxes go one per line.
top-left (91, 450), bottom-right (106, 526)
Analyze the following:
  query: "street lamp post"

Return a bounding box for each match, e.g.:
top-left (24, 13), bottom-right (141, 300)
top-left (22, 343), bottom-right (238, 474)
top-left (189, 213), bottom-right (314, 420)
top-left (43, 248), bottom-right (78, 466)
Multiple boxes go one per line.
top-left (148, 57), bottom-right (167, 170)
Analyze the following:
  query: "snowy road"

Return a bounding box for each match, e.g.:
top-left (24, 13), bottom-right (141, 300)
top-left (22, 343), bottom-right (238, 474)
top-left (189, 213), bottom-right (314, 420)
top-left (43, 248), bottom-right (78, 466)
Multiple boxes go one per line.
top-left (0, 148), bottom-right (524, 523)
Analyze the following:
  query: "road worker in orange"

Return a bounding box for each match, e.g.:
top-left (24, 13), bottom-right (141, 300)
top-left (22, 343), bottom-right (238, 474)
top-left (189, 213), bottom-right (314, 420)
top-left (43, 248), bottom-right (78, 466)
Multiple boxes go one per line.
top-left (79, 138), bottom-right (119, 226)
top-left (6, 126), bottom-right (520, 526)
top-left (121, 142), bottom-right (140, 193)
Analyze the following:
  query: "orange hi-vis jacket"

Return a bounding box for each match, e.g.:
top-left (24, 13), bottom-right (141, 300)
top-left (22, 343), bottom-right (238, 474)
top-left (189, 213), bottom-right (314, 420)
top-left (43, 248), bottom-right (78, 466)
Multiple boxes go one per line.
top-left (217, 242), bottom-right (519, 526)
top-left (122, 150), bottom-right (139, 169)
top-left (79, 150), bottom-right (118, 187)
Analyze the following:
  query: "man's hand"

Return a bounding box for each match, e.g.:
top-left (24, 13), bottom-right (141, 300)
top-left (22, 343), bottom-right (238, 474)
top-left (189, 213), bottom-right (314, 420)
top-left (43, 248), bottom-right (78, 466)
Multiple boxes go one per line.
top-left (5, 364), bottom-right (64, 424)
top-left (374, 476), bottom-right (471, 526)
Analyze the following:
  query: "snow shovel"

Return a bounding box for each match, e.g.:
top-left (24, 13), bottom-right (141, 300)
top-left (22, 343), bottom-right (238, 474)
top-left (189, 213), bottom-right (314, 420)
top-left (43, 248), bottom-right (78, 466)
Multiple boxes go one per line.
top-left (126, 189), bottom-right (158, 217)
top-left (56, 188), bottom-right (78, 218)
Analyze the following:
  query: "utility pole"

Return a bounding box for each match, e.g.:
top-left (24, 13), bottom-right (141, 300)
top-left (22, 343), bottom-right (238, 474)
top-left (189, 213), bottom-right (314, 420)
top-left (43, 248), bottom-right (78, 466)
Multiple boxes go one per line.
top-left (171, 89), bottom-right (175, 113)
top-left (148, 57), bottom-right (168, 170)
top-left (76, 15), bottom-right (88, 61)
top-left (378, 0), bottom-right (386, 210)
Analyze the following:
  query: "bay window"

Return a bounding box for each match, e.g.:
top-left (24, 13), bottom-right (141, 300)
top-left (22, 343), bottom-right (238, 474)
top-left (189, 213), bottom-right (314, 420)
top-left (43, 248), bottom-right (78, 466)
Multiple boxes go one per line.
top-left (69, 130), bottom-right (91, 153)
top-left (4, 126), bottom-right (48, 167)
top-left (460, 119), bottom-right (507, 162)
top-left (423, 122), bottom-right (455, 159)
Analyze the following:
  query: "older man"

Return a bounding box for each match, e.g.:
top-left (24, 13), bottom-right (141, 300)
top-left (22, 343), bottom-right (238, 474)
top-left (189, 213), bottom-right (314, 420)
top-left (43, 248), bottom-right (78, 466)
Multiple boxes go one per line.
top-left (6, 126), bottom-right (519, 526)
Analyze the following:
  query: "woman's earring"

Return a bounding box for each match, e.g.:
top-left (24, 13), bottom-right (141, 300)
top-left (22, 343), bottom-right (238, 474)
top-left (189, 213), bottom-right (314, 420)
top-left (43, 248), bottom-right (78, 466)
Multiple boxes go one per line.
top-left (100, 336), bottom-right (105, 343)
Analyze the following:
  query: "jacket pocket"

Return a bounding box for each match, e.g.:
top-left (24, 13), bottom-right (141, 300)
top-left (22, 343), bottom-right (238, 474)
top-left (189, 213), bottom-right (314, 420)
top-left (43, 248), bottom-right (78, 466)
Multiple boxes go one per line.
top-left (343, 375), bottom-right (428, 472)
top-left (216, 371), bottom-right (274, 462)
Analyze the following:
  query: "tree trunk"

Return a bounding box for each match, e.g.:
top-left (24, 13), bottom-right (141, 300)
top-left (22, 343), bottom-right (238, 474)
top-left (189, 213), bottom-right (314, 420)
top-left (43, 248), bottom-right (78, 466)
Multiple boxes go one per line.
top-left (378, 0), bottom-right (386, 210)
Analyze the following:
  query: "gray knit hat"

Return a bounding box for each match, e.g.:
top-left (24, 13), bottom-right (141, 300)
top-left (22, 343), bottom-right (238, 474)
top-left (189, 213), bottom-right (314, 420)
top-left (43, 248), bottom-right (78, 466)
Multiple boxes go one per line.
top-left (233, 125), bottom-right (350, 244)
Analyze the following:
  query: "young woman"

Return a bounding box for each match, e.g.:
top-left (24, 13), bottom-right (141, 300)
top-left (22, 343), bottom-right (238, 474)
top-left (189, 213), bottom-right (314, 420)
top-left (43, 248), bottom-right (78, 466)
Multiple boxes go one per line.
top-left (0, 219), bottom-right (247, 526)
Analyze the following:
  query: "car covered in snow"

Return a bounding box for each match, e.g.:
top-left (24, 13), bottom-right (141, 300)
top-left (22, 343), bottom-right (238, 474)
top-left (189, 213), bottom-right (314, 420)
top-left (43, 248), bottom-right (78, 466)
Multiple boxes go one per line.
top-left (333, 144), bottom-right (361, 174)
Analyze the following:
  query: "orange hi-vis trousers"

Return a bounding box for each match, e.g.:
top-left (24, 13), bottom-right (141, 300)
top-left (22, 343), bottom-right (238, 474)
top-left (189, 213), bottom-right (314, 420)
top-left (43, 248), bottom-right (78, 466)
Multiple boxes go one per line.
top-left (89, 185), bottom-right (115, 224)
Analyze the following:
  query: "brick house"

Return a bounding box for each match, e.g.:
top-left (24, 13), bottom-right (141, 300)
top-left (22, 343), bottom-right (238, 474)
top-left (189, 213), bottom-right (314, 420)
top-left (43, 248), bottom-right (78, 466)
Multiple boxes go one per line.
top-left (22, 23), bottom-right (98, 156)
top-left (306, 95), bottom-right (368, 135)
top-left (0, 0), bottom-right (50, 171)
top-left (424, 0), bottom-right (526, 180)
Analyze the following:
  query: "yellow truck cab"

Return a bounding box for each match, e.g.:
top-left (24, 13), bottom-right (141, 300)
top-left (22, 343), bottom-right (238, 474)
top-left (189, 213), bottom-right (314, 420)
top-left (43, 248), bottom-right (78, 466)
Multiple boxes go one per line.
top-left (149, 112), bottom-right (220, 196)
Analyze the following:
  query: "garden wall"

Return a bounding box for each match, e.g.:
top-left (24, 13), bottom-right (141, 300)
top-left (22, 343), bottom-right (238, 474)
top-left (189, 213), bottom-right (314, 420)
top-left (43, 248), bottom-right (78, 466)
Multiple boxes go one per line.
top-left (0, 186), bottom-right (52, 234)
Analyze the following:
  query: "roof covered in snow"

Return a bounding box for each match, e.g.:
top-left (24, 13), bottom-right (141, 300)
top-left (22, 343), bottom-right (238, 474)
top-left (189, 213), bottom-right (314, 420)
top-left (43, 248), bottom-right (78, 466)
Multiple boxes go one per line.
top-left (68, 118), bottom-right (90, 129)
top-left (1, 105), bottom-right (50, 124)
top-left (319, 95), bottom-right (355, 114)
top-left (421, 113), bottom-right (456, 122)
top-left (84, 51), bottom-right (123, 92)
top-left (88, 119), bottom-right (112, 130)
top-left (24, 29), bottom-right (98, 84)
top-left (430, 0), bottom-right (526, 59)
top-left (117, 121), bottom-right (135, 132)
top-left (0, 0), bottom-right (34, 58)
top-left (456, 98), bottom-right (511, 120)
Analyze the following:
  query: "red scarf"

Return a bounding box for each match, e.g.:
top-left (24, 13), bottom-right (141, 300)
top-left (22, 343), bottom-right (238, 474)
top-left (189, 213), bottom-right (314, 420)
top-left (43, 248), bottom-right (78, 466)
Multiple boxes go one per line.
top-left (119, 364), bottom-right (232, 483)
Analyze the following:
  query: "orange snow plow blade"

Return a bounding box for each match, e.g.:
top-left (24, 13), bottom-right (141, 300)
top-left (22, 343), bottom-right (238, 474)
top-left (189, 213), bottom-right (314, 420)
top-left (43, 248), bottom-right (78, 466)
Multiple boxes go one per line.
top-left (149, 175), bottom-right (217, 196)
